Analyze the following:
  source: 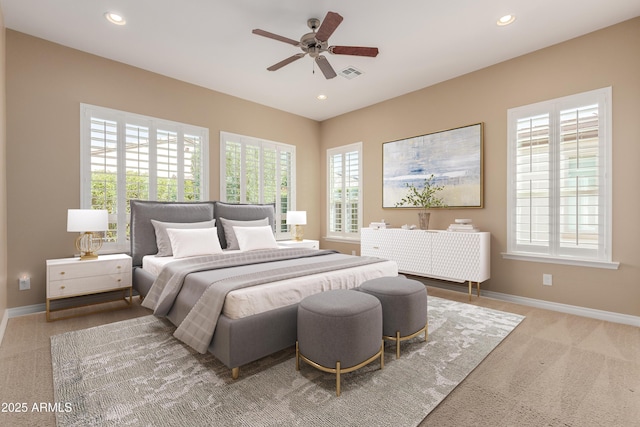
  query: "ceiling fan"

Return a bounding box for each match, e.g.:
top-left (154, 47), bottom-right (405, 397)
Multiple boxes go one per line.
top-left (252, 11), bottom-right (379, 79)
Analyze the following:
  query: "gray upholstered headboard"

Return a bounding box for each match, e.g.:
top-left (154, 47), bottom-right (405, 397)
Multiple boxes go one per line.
top-left (129, 199), bottom-right (275, 267)
top-left (130, 200), bottom-right (216, 267)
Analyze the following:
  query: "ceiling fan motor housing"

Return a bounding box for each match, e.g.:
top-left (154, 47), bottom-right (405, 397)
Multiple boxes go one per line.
top-left (300, 32), bottom-right (327, 57)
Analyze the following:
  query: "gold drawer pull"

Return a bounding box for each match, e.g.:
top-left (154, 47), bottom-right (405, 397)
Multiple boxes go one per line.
top-left (60, 285), bottom-right (65, 290)
top-left (117, 279), bottom-right (122, 282)
top-left (59, 272), bottom-right (65, 275)
top-left (373, 246), bottom-right (380, 249)
top-left (117, 265), bottom-right (122, 269)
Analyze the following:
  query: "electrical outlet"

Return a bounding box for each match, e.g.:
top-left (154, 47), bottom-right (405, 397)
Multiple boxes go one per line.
top-left (19, 276), bottom-right (30, 290)
top-left (542, 274), bottom-right (552, 286)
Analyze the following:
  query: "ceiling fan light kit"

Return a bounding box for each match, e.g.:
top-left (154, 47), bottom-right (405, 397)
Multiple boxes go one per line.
top-left (252, 11), bottom-right (379, 79)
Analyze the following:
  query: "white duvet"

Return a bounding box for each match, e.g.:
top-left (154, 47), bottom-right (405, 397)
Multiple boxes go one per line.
top-left (142, 251), bottom-right (398, 319)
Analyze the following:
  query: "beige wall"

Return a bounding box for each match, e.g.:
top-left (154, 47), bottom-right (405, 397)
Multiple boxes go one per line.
top-left (320, 18), bottom-right (640, 317)
top-left (5, 19), bottom-right (640, 318)
top-left (0, 9), bottom-right (7, 320)
top-left (5, 30), bottom-right (321, 308)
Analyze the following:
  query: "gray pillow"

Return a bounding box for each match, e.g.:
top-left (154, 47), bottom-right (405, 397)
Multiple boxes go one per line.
top-left (151, 219), bottom-right (216, 256)
top-left (219, 217), bottom-right (269, 250)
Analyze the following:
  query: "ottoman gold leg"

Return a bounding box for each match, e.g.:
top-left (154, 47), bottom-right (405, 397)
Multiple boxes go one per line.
top-left (336, 361), bottom-right (341, 397)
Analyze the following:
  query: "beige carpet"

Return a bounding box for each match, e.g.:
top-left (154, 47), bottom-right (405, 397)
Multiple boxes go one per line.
top-left (1, 286), bottom-right (638, 426)
top-left (50, 297), bottom-right (524, 426)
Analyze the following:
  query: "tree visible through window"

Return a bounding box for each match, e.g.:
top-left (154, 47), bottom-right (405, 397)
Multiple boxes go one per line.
top-left (220, 132), bottom-right (295, 239)
top-left (81, 104), bottom-right (209, 251)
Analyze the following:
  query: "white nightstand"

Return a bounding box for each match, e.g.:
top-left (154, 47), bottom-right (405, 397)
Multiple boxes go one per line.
top-left (278, 239), bottom-right (320, 250)
top-left (46, 253), bottom-right (133, 321)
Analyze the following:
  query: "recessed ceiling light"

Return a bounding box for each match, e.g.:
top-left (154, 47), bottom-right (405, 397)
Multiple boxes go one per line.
top-left (105, 12), bottom-right (126, 26)
top-left (317, 94), bottom-right (327, 100)
top-left (497, 14), bottom-right (516, 26)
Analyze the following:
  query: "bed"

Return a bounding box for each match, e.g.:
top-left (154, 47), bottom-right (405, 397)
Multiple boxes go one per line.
top-left (130, 200), bottom-right (398, 378)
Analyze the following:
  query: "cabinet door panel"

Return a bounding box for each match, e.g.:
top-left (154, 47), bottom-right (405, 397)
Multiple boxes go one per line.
top-left (394, 230), bottom-right (432, 275)
top-left (360, 228), bottom-right (395, 260)
top-left (432, 233), bottom-right (484, 282)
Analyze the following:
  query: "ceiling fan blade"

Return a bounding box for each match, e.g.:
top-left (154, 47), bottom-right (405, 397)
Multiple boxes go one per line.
top-left (267, 53), bottom-right (306, 71)
top-left (252, 29), bottom-right (300, 46)
top-left (330, 46), bottom-right (379, 57)
top-left (315, 55), bottom-right (337, 79)
top-left (315, 11), bottom-right (343, 42)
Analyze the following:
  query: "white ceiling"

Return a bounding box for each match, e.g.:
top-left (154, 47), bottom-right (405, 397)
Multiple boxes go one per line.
top-left (2, 0), bottom-right (639, 121)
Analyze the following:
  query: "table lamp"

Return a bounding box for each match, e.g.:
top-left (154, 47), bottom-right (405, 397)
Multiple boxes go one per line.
top-left (286, 211), bottom-right (307, 241)
top-left (67, 209), bottom-right (108, 260)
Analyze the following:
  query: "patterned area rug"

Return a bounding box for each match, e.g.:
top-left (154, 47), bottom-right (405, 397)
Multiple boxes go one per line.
top-left (51, 296), bottom-right (524, 426)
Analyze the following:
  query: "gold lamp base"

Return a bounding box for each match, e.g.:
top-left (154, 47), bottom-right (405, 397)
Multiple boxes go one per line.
top-left (291, 224), bottom-right (304, 242)
top-left (76, 232), bottom-right (103, 260)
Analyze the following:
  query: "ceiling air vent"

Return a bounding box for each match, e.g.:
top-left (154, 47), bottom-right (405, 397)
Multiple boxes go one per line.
top-left (339, 66), bottom-right (364, 80)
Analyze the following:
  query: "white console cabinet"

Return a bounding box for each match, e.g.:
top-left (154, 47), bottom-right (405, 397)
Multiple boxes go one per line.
top-left (361, 228), bottom-right (490, 299)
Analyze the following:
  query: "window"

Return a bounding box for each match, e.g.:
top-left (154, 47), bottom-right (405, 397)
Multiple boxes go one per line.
top-left (80, 104), bottom-right (209, 252)
top-left (219, 131), bottom-right (295, 240)
top-left (505, 87), bottom-right (617, 268)
top-left (327, 143), bottom-right (362, 240)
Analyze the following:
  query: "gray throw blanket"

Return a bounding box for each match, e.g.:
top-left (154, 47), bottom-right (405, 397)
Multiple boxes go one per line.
top-left (142, 248), bottom-right (385, 353)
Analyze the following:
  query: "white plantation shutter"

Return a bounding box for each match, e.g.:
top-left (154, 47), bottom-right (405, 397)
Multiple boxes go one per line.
top-left (219, 132), bottom-right (295, 238)
top-left (506, 88), bottom-right (612, 266)
top-left (81, 104), bottom-right (209, 252)
top-left (328, 143), bottom-right (362, 239)
top-left (156, 129), bottom-right (179, 201)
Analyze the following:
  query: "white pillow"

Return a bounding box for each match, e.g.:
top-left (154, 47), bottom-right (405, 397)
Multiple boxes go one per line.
top-left (151, 219), bottom-right (216, 256)
top-left (233, 225), bottom-right (279, 251)
top-left (219, 217), bottom-right (269, 250)
top-left (166, 227), bottom-right (223, 259)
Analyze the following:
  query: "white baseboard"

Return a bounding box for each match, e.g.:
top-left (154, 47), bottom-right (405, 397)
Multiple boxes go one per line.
top-left (7, 303), bottom-right (46, 318)
top-left (0, 309), bottom-right (8, 348)
top-left (426, 281), bottom-right (640, 327)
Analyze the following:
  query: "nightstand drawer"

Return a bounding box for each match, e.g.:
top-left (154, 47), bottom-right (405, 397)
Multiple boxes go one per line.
top-left (48, 258), bottom-right (130, 281)
top-left (48, 272), bottom-right (132, 298)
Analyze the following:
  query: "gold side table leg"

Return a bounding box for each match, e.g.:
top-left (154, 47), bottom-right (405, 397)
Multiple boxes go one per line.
top-left (468, 281), bottom-right (472, 301)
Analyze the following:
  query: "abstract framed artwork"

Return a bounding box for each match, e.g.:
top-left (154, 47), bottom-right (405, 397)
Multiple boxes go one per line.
top-left (383, 123), bottom-right (484, 209)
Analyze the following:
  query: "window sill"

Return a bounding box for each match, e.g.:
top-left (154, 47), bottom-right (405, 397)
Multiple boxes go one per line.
top-left (501, 252), bottom-right (619, 270)
top-left (323, 236), bottom-right (361, 245)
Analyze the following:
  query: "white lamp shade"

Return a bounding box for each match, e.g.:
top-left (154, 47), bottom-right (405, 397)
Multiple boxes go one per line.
top-left (286, 211), bottom-right (307, 225)
top-left (67, 209), bottom-right (109, 232)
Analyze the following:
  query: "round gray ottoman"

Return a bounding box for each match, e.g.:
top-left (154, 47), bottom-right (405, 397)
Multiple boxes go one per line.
top-left (296, 289), bottom-right (384, 396)
top-left (359, 276), bottom-right (428, 359)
